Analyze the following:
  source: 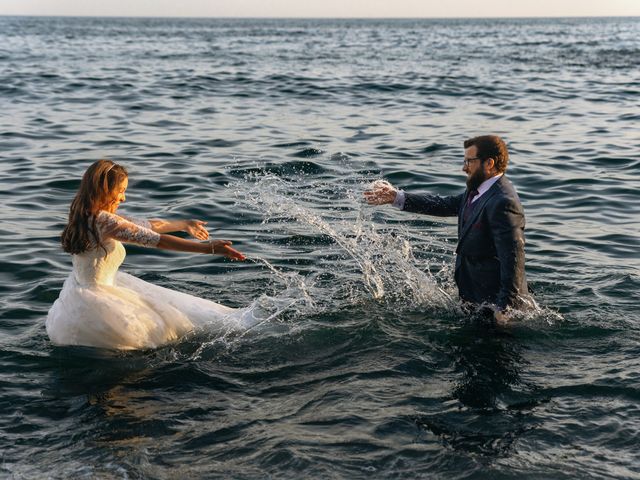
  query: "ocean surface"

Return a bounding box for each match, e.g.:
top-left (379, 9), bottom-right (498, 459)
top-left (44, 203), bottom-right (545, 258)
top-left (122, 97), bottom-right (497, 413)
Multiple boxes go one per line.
top-left (1, 16), bottom-right (639, 479)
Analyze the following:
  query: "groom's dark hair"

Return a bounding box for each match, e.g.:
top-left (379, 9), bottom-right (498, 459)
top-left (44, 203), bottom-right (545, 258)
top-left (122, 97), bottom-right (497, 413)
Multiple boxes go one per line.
top-left (464, 135), bottom-right (509, 173)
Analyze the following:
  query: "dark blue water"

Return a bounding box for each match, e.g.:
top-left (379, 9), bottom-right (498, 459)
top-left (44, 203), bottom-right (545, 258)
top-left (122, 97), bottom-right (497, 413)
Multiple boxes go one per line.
top-left (1, 16), bottom-right (639, 479)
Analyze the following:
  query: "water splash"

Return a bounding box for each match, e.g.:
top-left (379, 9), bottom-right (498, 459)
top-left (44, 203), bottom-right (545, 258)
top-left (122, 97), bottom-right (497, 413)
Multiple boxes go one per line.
top-left (236, 257), bottom-right (317, 332)
top-left (503, 297), bottom-right (564, 326)
top-left (225, 169), bottom-right (563, 328)
top-left (190, 255), bottom-right (320, 359)
top-left (231, 171), bottom-right (458, 311)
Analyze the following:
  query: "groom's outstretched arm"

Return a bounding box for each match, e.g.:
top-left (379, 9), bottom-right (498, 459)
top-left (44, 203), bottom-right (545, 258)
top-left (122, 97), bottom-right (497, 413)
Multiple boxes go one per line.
top-left (402, 192), bottom-right (463, 217)
top-left (364, 180), bottom-right (462, 217)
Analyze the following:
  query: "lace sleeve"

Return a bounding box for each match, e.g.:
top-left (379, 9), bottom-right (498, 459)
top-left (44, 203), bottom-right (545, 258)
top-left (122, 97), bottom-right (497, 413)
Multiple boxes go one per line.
top-left (96, 211), bottom-right (161, 247)
top-left (120, 214), bottom-right (153, 230)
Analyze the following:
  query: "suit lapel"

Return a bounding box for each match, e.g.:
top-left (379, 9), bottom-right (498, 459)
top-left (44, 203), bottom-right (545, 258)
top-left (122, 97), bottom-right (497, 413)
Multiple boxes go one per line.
top-left (458, 178), bottom-right (501, 245)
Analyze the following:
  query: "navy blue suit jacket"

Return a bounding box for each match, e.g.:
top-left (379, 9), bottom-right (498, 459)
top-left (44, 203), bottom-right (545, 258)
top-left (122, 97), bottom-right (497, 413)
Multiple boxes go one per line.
top-left (403, 175), bottom-right (528, 309)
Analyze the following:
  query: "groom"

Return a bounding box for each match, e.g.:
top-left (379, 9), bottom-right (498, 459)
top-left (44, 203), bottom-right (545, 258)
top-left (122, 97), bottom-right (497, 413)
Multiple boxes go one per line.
top-left (365, 135), bottom-right (529, 323)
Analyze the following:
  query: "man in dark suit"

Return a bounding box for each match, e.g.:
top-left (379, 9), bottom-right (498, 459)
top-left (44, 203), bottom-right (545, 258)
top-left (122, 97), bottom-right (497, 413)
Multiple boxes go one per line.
top-left (364, 135), bottom-right (529, 323)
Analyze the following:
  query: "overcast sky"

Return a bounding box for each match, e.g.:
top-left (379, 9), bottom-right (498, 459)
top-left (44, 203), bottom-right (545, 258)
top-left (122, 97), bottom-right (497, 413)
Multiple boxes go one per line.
top-left (1, 0), bottom-right (639, 18)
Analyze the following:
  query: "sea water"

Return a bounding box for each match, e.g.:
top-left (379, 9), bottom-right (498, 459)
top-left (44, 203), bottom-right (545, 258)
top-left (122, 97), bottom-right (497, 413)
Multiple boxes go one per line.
top-left (1, 16), bottom-right (639, 479)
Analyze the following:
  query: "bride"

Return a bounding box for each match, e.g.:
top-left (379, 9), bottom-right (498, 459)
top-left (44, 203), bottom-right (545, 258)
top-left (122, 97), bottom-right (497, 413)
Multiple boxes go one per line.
top-left (47, 159), bottom-right (248, 350)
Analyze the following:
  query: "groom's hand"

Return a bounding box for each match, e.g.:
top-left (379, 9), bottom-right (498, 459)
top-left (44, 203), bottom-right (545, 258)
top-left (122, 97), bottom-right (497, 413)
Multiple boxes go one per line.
top-left (364, 180), bottom-right (397, 205)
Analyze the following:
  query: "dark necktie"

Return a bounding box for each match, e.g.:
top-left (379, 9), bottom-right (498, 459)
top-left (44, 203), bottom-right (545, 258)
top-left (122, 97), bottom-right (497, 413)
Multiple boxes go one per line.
top-left (463, 189), bottom-right (479, 223)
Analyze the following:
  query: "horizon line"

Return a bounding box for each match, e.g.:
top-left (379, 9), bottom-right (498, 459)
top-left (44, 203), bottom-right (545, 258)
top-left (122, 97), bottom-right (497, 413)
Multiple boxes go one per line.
top-left (1, 13), bottom-right (639, 20)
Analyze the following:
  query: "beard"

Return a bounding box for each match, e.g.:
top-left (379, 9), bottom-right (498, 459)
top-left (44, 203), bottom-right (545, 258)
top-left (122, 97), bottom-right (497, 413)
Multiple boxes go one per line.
top-left (466, 167), bottom-right (487, 191)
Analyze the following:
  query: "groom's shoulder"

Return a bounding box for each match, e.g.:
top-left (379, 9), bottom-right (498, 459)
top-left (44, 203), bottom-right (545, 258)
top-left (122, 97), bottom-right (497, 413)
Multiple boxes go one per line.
top-left (496, 175), bottom-right (521, 198)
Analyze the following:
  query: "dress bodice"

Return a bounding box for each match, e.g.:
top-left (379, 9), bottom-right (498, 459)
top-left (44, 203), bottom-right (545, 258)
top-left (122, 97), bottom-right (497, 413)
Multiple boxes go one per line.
top-left (71, 211), bottom-right (160, 287)
top-left (72, 239), bottom-right (126, 286)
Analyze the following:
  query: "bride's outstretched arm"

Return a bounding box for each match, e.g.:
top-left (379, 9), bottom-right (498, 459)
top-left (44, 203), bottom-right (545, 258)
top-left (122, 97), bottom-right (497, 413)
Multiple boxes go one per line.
top-left (98, 212), bottom-right (245, 260)
top-left (149, 219), bottom-right (209, 240)
top-left (156, 234), bottom-right (246, 261)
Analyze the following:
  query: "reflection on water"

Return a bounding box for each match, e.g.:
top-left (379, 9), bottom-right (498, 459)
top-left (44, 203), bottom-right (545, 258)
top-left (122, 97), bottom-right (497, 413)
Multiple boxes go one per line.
top-left (450, 322), bottom-right (525, 410)
top-left (417, 322), bottom-right (543, 458)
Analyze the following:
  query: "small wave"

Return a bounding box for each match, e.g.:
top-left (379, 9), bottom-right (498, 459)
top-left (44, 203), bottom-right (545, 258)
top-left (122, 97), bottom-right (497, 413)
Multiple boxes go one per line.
top-left (290, 148), bottom-right (325, 158)
top-left (93, 139), bottom-right (147, 147)
top-left (195, 138), bottom-right (243, 148)
top-left (230, 160), bottom-right (327, 177)
top-left (271, 141), bottom-right (311, 148)
top-left (421, 143), bottom-right (447, 154)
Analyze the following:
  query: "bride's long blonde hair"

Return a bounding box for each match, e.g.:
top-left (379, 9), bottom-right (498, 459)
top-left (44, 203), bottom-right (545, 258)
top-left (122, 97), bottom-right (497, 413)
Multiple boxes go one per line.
top-left (61, 160), bottom-right (128, 254)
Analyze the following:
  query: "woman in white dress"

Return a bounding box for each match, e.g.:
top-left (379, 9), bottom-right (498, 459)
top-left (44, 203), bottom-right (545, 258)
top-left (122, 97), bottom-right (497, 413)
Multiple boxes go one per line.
top-left (46, 159), bottom-right (247, 350)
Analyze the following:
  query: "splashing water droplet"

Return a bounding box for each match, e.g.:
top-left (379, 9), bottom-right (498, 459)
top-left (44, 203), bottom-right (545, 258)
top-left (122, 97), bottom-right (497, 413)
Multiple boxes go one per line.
top-left (231, 171), bottom-right (459, 313)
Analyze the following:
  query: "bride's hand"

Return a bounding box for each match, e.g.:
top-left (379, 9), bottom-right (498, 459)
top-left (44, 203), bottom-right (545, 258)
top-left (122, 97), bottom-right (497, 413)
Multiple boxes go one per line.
top-left (185, 220), bottom-right (209, 240)
top-left (211, 240), bottom-right (246, 261)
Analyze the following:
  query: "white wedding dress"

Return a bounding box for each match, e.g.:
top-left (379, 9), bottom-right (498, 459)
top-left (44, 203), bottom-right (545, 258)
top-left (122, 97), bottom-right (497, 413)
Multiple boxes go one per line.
top-left (46, 211), bottom-right (247, 350)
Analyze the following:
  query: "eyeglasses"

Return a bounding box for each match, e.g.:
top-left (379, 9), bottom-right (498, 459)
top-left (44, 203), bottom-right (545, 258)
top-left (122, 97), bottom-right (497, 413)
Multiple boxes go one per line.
top-left (463, 157), bottom-right (482, 167)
